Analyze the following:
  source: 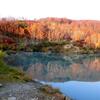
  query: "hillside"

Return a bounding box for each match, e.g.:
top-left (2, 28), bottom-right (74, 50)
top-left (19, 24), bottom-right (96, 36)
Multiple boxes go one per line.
top-left (0, 17), bottom-right (100, 52)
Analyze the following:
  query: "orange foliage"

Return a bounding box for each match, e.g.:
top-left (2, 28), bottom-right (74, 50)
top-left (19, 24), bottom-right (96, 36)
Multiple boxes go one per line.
top-left (0, 18), bottom-right (100, 48)
top-left (85, 33), bottom-right (100, 48)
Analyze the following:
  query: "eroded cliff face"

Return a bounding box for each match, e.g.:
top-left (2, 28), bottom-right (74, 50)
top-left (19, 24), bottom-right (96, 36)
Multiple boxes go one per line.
top-left (0, 18), bottom-right (100, 49)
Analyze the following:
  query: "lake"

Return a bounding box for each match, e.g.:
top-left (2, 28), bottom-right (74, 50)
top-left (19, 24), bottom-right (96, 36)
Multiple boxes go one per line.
top-left (5, 52), bottom-right (100, 100)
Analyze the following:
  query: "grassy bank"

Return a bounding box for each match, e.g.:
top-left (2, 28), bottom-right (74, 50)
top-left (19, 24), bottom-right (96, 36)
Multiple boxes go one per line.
top-left (0, 50), bottom-right (31, 83)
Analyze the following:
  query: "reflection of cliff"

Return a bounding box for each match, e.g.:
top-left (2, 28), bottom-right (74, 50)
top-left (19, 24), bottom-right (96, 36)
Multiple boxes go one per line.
top-left (26, 57), bottom-right (100, 82)
top-left (68, 58), bottom-right (100, 81)
top-left (5, 52), bottom-right (100, 81)
top-left (87, 58), bottom-right (100, 72)
top-left (26, 62), bottom-right (70, 81)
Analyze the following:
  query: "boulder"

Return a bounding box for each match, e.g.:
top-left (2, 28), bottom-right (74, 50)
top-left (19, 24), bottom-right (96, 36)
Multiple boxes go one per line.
top-left (8, 97), bottom-right (16, 100)
top-left (0, 83), bottom-right (3, 87)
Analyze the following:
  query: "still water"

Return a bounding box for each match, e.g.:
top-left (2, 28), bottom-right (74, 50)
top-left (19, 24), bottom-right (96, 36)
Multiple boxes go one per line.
top-left (5, 52), bottom-right (100, 100)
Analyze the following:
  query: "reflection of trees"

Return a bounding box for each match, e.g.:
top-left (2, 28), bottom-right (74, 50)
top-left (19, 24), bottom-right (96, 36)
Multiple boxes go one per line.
top-left (5, 52), bottom-right (100, 81)
top-left (26, 56), bottom-right (100, 82)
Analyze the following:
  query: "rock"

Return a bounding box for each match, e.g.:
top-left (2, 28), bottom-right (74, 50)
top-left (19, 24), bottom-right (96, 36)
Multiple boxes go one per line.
top-left (64, 96), bottom-right (71, 100)
top-left (31, 97), bottom-right (38, 100)
top-left (63, 44), bottom-right (73, 49)
top-left (8, 97), bottom-right (16, 100)
top-left (0, 83), bottom-right (2, 87)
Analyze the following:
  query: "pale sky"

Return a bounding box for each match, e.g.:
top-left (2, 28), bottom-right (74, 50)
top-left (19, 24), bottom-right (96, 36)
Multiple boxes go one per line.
top-left (0, 0), bottom-right (100, 20)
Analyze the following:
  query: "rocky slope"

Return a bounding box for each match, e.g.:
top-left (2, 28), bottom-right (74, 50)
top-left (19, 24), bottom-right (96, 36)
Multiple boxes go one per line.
top-left (0, 82), bottom-right (71, 100)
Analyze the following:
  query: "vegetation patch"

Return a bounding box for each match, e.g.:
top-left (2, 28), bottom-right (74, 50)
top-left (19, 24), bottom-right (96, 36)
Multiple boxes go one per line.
top-left (39, 85), bottom-right (61, 95)
top-left (0, 50), bottom-right (31, 83)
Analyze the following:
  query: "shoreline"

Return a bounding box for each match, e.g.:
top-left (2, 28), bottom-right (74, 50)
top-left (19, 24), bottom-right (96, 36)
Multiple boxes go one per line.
top-left (0, 51), bottom-right (100, 100)
top-left (0, 81), bottom-right (71, 100)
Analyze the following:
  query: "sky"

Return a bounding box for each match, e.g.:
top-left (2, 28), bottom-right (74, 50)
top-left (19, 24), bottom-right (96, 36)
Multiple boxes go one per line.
top-left (0, 0), bottom-right (100, 20)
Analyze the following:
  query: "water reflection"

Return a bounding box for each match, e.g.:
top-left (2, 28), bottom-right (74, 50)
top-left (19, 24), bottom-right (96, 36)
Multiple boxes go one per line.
top-left (5, 52), bottom-right (100, 100)
top-left (5, 52), bottom-right (100, 82)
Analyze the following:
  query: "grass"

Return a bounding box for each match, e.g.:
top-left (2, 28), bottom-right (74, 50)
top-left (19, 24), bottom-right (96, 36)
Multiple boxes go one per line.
top-left (0, 50), bottom-right (31, 83)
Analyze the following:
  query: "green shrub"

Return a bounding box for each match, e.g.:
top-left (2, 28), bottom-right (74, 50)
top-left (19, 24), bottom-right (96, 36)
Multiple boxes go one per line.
top-left (0, 50), bottom-right (6, 58)
top-left (0, 50), bottom-right (31, 82)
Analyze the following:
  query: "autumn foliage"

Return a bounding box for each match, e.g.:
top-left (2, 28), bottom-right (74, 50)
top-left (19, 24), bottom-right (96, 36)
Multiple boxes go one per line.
top-left (0, 17), bottom-right (100, 48)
